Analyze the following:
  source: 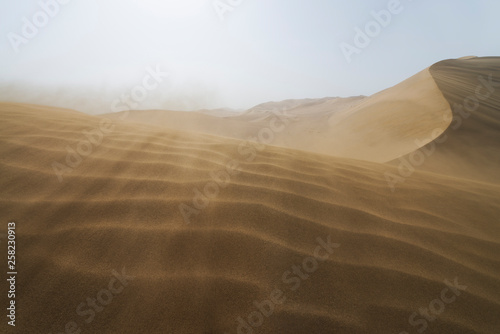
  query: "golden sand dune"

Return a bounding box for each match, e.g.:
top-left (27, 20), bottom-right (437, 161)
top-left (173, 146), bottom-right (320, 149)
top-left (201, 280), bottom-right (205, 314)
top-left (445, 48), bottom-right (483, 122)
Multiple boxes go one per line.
top-left (1, 57), bottom-right (499, 334)
top-left (393, 57), bottom-right (500, 184)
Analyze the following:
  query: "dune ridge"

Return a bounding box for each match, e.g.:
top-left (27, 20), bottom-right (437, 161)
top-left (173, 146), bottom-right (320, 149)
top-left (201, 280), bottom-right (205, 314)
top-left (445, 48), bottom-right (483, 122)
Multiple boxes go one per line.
top-left (404, 57), bottom-right (500, 183)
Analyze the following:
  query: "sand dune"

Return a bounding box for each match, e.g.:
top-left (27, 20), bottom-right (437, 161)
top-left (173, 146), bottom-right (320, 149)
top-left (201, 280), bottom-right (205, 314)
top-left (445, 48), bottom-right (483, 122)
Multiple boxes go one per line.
top-left (393, 57), bottom-right (500, 184)
top-left (1, 57), bottom-right (500, 334)
top-left (105, 68), bottom-right (451, 163)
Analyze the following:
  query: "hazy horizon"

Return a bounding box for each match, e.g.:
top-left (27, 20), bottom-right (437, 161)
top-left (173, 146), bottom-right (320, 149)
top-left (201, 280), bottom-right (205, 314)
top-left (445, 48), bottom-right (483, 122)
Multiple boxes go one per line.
top-left (1, 0), bottom-right (500, 114)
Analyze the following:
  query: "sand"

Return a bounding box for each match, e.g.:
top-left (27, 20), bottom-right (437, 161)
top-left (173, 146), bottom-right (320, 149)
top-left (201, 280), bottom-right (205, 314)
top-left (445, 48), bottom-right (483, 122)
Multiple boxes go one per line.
top-left (105, 68), bottom-right (451, 163)
top-left (0, 57), bottom-right (499, 334)
top-left (394, 57), bottom-right (500, 184)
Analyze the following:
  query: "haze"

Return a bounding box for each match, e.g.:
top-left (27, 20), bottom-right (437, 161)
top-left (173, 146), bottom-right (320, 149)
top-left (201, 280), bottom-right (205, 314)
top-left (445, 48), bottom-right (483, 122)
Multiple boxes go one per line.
top-left (1, 0), bottom-right (499, 113)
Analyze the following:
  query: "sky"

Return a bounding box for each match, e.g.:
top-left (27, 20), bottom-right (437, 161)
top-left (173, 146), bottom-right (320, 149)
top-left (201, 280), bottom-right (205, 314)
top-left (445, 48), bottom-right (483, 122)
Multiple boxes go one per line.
top-left (0, 0), bottom-right (499, 114)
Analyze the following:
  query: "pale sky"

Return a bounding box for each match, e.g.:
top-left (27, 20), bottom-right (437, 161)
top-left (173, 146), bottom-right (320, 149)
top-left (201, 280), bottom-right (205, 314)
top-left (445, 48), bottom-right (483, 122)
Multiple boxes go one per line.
top-left (0, 0), bottom-right (499, 114)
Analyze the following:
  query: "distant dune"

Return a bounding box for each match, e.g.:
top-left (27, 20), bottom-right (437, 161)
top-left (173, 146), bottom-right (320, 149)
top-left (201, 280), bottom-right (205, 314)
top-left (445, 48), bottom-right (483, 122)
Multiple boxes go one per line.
top-left (105, 68), bottom-right (451, 163)
top-left (1, 57), bottom-right (499, 334)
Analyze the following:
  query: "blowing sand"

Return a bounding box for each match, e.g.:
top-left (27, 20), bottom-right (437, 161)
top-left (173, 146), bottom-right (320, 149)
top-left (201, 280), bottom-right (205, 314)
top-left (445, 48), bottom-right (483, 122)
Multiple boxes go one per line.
top-left (0, 57), bottom-right (499, 334)
top-left (106, 68), bottom-right (451, 163)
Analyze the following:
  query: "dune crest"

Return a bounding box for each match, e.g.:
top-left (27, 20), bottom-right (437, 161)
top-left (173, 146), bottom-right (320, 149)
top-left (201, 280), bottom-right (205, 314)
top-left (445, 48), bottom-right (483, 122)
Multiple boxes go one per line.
top-left (398, 57), bottom-right (500, 184)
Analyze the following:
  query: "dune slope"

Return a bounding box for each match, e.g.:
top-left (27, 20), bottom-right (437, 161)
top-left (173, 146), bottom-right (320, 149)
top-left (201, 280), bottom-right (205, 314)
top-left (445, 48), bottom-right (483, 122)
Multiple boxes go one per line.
top-left (399, 57), bottom-right (500, 183)
top-left (1, 102), bottom-right (499, 334)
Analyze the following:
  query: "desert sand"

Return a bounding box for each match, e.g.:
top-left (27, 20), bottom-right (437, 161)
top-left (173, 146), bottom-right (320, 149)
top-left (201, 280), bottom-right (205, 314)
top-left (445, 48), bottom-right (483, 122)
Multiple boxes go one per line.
top-left (0, 57), bottom-right (499, 333)
top-left (105, 68), bottom-right (451, 163)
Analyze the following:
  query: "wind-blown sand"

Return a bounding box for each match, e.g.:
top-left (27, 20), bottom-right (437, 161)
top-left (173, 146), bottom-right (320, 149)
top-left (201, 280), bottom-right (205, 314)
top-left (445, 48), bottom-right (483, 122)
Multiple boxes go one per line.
top-left (106, 68), bottom-right (451, 163)
top-left (0, 57), bottom-right (499, 334)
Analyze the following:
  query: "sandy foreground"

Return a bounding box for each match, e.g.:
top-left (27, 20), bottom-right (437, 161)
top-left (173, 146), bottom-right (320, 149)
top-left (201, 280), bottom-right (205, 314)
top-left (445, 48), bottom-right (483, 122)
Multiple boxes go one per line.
top-left (0, 57), bottom-right (499, 333)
